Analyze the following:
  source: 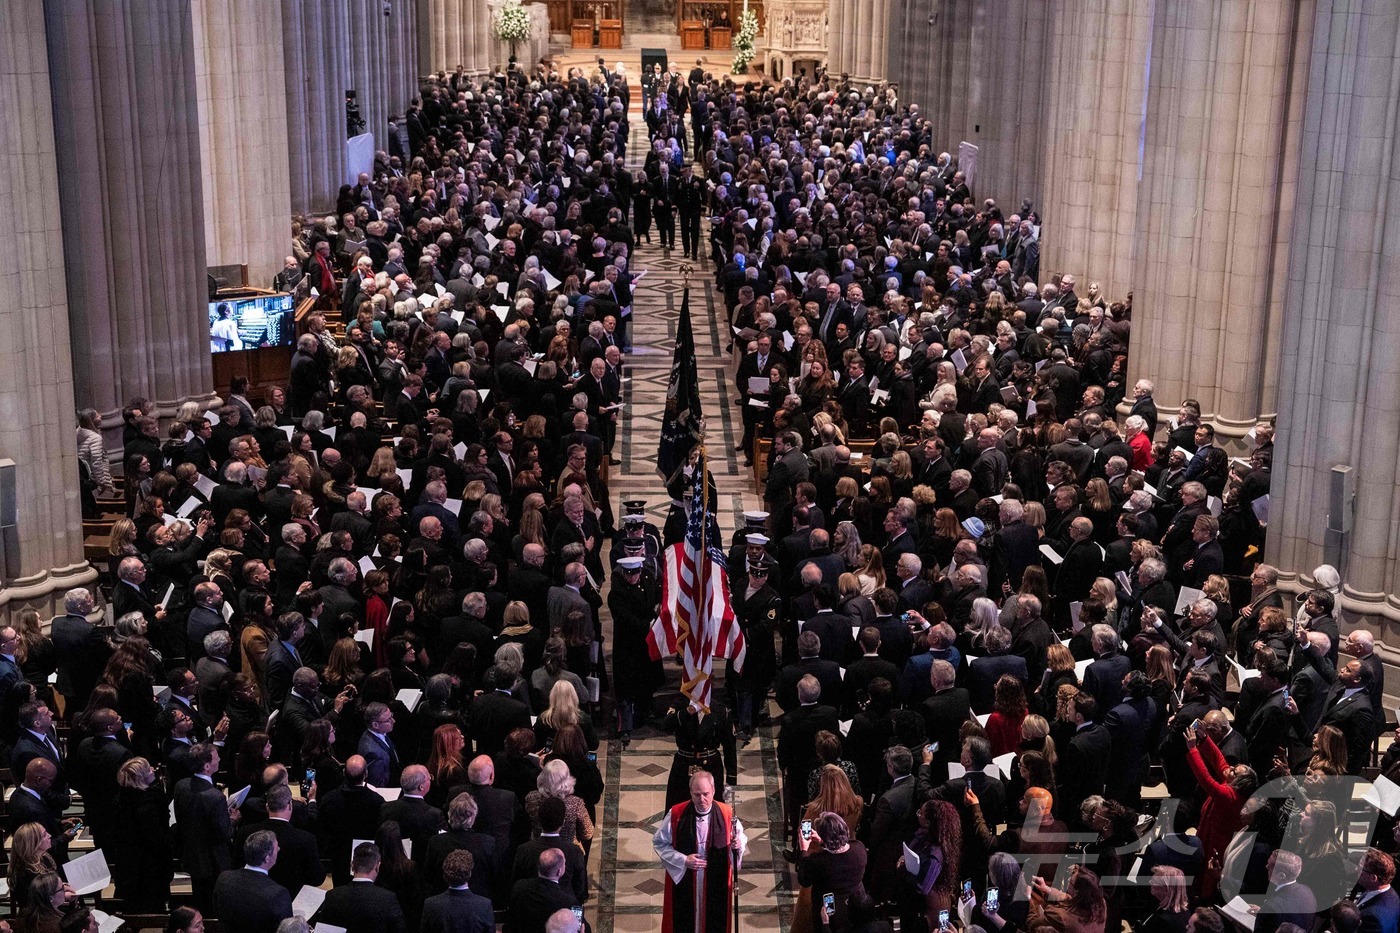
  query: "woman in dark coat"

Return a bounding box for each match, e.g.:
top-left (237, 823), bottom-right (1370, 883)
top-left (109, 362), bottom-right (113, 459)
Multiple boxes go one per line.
top-left (111, 758), bottom-right (174, 911)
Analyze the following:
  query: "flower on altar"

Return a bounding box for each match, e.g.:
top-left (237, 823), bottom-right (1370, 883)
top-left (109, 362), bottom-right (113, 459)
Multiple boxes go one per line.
top-left (494, 0), bottom-right (533, 42)
top-left (732, 6), bottom-right (759, 74)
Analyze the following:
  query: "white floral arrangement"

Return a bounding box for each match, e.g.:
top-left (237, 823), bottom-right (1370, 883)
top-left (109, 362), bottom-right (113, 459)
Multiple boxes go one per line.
top-left (494, 0), bottom-right (533, 43)
top-left (732, 6), bottom-right (759, 73)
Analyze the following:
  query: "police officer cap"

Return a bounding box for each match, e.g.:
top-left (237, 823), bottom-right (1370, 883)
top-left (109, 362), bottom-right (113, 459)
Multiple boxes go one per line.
top-left (623, 499), bottom-right (647, 514)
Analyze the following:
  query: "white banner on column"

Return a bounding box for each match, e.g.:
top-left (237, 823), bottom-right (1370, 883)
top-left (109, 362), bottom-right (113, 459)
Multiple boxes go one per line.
top-left (958, 142), bottom-right (979, 192)
top-left (346, 133), bottom-right (375, 185)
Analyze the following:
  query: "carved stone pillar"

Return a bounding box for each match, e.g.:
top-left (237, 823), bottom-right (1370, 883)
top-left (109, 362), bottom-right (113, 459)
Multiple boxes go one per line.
top-left (281, 0), bottom-right (351, 214)
top-left (193, 0), bottom-right (294, 288)
top-left (1039, 0), bottom-right (1152, 300)
top-left (44, 0), bottom-right (216, 420)
top-left (1269, 0), bottom-right (1400, 656)
top-left (1127, 0), bottom-right (1312, 438)
top-left (885, 0), bottom-right (1051, 208)
top-left (0, 0), bottom-right (98, 618)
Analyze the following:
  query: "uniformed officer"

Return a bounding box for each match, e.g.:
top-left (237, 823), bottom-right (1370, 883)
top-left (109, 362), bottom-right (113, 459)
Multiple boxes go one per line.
top-left (676, 163), bottom-right (706, 261)
top-left (728, 509), bottom-right (769, 551)
top-left (615, 498), bottom-right (663, 552)
top-left (613, 515), bottom-right (661, 580)
top-left (608, 555), bottom-right (663, 745)
top-left (731, 558), bottom-right (780, 740)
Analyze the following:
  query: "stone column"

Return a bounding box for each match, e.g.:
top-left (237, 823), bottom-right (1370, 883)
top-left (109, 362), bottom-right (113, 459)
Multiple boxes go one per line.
top-left (0, 0), bottom-right (98, 618)
top-left (1039, 0), bottom-right (1152, 300)
top-left (348, 0), bottom-right (392, 149)
top-left (193, 0), bottom-right (294, 289)
top-left (1269, 0), bottom-right (1400, 641)
top-left (868, 0), bottom-right (888, 84)
top-left (420, 0), bottom-right (492, 77)
top-left (44, 0), bottom-right (216, 421)
top-left (825, 0), bottom-right (846, 80)
top-left (847, 1), bottom-right (866, 83)
top-left (884, 0), bottom-right (1052, 209)
top-left (1127, 0), bottom-right (1312, 438)
top-left (389, 0), bottom-right (421, 105)
top-left (281, 0), bottom-right (351, 215)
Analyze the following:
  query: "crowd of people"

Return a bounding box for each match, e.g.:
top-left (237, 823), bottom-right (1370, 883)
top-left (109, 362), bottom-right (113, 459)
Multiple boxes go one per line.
top-left (38, 45), bottom-right (1392, 933)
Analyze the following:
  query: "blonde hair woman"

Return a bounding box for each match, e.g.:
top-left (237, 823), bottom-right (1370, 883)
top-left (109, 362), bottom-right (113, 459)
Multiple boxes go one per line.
top-left (855, 544), bottom-right (886, 595)
top-left (8, 823), bottom-right (56, 911)
top-left (524, 758), bottom-right (595, 847)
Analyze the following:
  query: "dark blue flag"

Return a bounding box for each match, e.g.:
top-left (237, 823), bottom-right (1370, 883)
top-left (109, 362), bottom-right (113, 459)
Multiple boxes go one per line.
top-left (657, 287), bottom-right (703, 479)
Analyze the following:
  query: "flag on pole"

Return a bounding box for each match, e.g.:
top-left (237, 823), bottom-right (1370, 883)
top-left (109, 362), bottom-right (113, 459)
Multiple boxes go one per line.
top-left (647, 450), bottom-right (744, 711)
top-left (657, 286), bottom-right (703, 480)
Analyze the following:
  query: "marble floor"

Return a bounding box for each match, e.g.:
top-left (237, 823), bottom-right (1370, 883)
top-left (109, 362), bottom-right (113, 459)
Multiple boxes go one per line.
top-left (582, 100), bottom-right (794, 933)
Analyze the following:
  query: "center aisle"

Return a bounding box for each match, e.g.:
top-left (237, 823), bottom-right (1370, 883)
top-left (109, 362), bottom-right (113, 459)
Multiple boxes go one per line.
top-left (584, 107), bottom-right (796, 933)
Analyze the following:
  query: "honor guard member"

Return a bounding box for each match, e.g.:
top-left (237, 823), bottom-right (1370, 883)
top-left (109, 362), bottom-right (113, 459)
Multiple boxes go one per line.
top-left (619, 498), bottom-right (664, 552)
top-left (731, 558), bottom-right (780, 740)
top-left (613, 512), bottom-right (661, 580)
top-left (609, 556), bottom-right (664, 745)
top-left (728, 509), bottom-right (769, 555)
top-left (729, 532), bottom-right (770, 604)
top-left (662, 452), bottom-right (719, 546)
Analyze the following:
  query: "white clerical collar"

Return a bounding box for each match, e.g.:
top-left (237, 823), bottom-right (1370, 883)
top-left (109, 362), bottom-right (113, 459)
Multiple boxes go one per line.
top-left (247, 866), bottom-right (269, 875)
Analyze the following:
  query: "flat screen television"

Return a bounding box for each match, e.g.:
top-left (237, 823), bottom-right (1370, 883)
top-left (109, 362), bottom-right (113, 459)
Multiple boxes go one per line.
top-left (209, 294), bottom-right (295, 353)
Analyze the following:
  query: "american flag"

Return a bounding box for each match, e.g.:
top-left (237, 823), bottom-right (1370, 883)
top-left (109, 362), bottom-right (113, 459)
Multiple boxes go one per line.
top-left (647, 452), bottom-right (745, 711)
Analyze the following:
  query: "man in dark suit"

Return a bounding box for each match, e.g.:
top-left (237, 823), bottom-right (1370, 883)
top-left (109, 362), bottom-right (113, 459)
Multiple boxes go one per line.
top-left (463, 754), bottom-right (527, 868)
top-left (112, 556), bottom-right (163, 627)
top-left (778, 675), bottom-right (841, 783)
top-left (1161, 482), bottom-right (1208, 582)
top-left (800, 587), bottom-right (854, 664)
top-left (506, 848), bottom-right (580, 933)
top-left (1243, 660), bottom-right (1298, 779)
top-left (1129, 381), bottom-right (1159, 438)
top-left (869, 589), bottom-right (915, 669)
top-left (918, 660), bottom-right (972, 783)
top-left (1081, 624), bottom-right (1132, 712)
top-left (423, 791), bottom-right (502, 901)
top-left (423, 849), bottom-right (498, 933)
top-left (1183, 514), bottom-right (1225, 588)
top-left (68, 708), bottom-right (132, 851)
top-left (214, 830), bottom-right (294, 933)
top-left (383, 765), bottom-right (446, 859)
top-left (51, 587), bottom-right (106, 716)
top-left (774, 632), bottom-right (843, 713)
top-left (892, 555), bottom-right (935, 615)
top-left (469, 666), bottom-right (533, 756)
top-left (263, 611), bottom-right (307, 710)
top-left (1354, 848), bottom-right (1400, 933)
top-left (209, 461), bottom-right (263, 525)
top-left (1318, 658), bottom-right (1380, 775)
top-left (358, 701), bottom-right (403, 788)
top-left (880, 510), bottom-right (918, 581)
top-left (510, 795), bottom-right (587, 906)
top-left (1102, 672), bottom-right (1159, 809)
top-left (8, 758), bottom-right (76, 863)
top-left (185, 582), bottom-right (228, 664)
top-left (966, 628), bottom-right (1029, 714)
top-left (233, 784), bottom-right (324, 896)
top-left (765, 430), bottom-right (810, 536)
top-left (319, 755), bottom-right (386, 885)
top-left (837, 358), bottom-right (871, 435)
top-left (1254, 850), bottom-right (1317, 933)
top-left (997, 500), bottom-right (1042, 589)
top-left (1059, 694), bottom-right (1111, 827)
top-left (1054, 518), bottom-right (1104, 614)
top-left (316, 841), bottom-right (408, 933)
top-left (11, 701), bottom-right (70, 810)
top-left (844, 627), bottom-right (900, 714)
top-left (175, 743), bottom-right (236, 911)
top-left (867, 746), bottom-right (917, 903)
